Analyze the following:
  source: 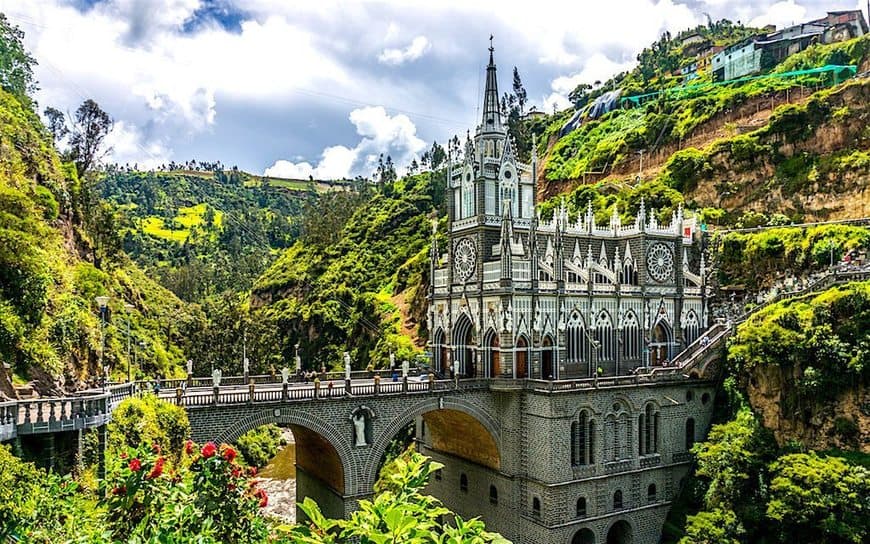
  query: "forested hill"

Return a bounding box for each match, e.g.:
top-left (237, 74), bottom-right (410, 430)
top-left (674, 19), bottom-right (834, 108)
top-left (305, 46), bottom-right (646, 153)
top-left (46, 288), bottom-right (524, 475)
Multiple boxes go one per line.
top-left (0, 85), bottom-right (203, 394)
top-left (97, 168), bottom-right (330, 301)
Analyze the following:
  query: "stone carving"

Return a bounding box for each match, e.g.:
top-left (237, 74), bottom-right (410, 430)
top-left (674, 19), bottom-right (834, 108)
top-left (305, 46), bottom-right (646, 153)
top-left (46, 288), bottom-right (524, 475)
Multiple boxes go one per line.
top-left (344, 352), bottom-right (352, 381)
top-left (352, 413), bottom-right (367, 447)
top-left (212, 368), bottom-right (222, 387)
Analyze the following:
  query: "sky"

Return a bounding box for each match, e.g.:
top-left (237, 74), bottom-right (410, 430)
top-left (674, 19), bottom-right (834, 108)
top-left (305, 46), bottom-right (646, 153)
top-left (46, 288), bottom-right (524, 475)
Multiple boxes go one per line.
top-left (2, 0), bottom-right (866, 179)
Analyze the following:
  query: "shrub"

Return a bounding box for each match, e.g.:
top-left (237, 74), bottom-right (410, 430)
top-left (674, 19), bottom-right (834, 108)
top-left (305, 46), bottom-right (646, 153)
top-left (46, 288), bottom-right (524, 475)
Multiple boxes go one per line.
top-left (235, 424), bottom-right (286, 468)
top-left (108, 395), bottom-right (190, 463)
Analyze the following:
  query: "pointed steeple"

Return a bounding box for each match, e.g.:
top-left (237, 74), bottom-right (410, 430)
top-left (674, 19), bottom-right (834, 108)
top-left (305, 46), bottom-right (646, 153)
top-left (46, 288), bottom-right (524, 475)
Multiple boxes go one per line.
top-left (481, 36), bottom-right (503, 133)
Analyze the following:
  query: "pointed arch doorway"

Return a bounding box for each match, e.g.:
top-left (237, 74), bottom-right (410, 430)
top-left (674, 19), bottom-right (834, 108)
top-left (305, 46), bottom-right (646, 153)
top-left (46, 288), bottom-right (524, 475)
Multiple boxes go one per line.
top-left (541, 336), bottom-right (554, 379)
top-left (650, 319), bottom-right (673, 366)
top-left (484, 330), bottom-right (500, 378)
top-left (515, 336), bottom-right (528, 379)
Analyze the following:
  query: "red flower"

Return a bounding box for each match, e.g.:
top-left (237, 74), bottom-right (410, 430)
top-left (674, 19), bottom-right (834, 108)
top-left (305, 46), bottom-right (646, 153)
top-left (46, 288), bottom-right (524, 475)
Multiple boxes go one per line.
top-left (228, 483), bottom-right (237, 491)
top-left (129, 458), bottom-right (142, 472)
top-left (247, 466), bottom-right (257, 477)
top-left (147, 457), bottom-right (165, 479)
top-left (185, 440), bottom-right (195, 455)
top-left (222, 445), bottom-right (237, 463)
top-left (151, 442), bottom-right (161, 454)
top-left (231, 466), bottom-right (242, 478)
top-left (112, 485), bottom-right (126, 495)
top-left (201, 442), bottom-right (217, 458)
top-left (254, 488), bottom-right (268, 508)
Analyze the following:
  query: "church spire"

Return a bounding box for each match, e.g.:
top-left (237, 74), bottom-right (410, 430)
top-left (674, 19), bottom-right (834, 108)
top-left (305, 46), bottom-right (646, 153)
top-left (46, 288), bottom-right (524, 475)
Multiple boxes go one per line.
top-left (481, 35), bottom-right (502, 133)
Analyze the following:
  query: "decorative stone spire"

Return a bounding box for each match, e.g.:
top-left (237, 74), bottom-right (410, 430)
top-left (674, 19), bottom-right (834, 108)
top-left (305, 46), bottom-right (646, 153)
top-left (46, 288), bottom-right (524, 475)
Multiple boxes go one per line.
top-left (610, 206), bottom-right (621, 231)
top-left (481, 36), bottom-right (502, 133)
top-left (586, 200), bottom-right (594, 233)
top-left (599, 241), bottom-right (608, 267)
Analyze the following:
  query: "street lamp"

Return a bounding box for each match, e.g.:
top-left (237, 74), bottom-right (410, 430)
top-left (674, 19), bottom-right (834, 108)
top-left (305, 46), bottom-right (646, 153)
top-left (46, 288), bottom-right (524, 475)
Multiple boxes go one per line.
top-left (95, 296), bottom-right (110, 388)
top-left (124, 303), bottom-right (134, 383)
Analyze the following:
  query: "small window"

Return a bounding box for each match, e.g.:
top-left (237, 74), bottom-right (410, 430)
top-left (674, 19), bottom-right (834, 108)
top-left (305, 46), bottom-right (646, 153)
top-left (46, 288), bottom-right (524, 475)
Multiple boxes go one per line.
top-left (685, 418), bottom-right (696, 450)
top-left (460, 473), bottom-right (468, 493)
top-left (576, 497), bottom-right (587, 517)
top-left (532, 496), bottom-right (541, 518)
top-left (613, 490), bottom-right (623, 510)
top-left (701, 392), bottom-right (711, 405)
top-left (647, 483), bottom-right (657, 502)
top-left (504, 170), bottom-right (512, 179)
top-left (489, 485), bottom-right (498, 505)
top-left (685, 390), bottom-right (694, 402)
top-left (434, 469), bottom-right (442, 481)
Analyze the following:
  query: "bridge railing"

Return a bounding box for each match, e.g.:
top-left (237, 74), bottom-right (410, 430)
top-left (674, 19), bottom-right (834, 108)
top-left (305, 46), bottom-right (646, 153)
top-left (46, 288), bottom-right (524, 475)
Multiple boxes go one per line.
top-left (164, 376), bottom-right (493, 407)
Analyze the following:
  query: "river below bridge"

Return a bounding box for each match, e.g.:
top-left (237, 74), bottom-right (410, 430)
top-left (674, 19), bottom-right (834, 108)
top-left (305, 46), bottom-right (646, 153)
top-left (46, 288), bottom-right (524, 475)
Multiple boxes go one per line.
top-left (257, 430), bottom-right (297, 523)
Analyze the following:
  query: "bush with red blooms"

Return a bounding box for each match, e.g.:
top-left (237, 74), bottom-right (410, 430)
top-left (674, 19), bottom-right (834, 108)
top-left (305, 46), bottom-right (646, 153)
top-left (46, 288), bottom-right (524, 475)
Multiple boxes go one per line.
top-left (104, 440), bottom-right (270, 543)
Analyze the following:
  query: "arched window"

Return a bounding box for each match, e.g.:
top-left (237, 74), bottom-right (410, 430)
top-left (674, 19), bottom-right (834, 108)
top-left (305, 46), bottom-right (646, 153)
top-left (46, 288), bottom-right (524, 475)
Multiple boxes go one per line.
top-left (453, 315), bottom-right (474, 377)
top-left (594, 311), bottom-right (614, 362)
top-left (432, 329), bottom-right (446, 375)
top-left (683, 310), bottom-right (700, 345)
top-left (532, 496), bottom-right (541, 518)
top-left (622, 311), bottom-right (640, 360)
top-left (462, 179), bottom-right (474, 218)
top-left (571, 410), bottom-right (595, 466)
top-left (489, 485), bottom-right (498, 505)
top-left (622, 259), bottom-right (638, 285)
top-left (605, 402), bottom-right (631, 461)
top-left (647, 483), bottom-right (657, 502)
top-left (576, 497), bottom-right (587, 517)
top-left (685, 418), bottom-right (696, 450)
top-left (613, 490), bottom-right (623, 510)
top-left (460, 473), bottom-right (468, 493)
top-left (639, 403), bottom-right (659, 455)
top-left (566, 312), bottom-right (587, 365)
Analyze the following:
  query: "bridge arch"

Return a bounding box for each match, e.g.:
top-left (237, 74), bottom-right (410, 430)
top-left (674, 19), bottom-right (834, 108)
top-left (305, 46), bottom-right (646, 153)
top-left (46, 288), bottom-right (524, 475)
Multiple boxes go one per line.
top-left (214, 408), bottom-right (354, 496)
top-left (364, 395), bottom-right (502, 486)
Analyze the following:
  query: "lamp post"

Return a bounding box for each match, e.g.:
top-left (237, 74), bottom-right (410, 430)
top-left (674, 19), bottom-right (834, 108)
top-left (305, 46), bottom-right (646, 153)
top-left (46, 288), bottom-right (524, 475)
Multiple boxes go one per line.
top-left (124, 303), bottom-right (134, 383)
top-left (95, 296), bottom-right (110, 388)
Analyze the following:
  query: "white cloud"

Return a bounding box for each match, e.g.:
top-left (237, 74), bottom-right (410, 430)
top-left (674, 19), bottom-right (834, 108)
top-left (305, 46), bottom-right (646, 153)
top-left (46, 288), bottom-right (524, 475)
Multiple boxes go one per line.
top-left (104, 120), bottom-right (172, 169)
top-left (749, 1), bottom-right (807, 28)
top-left (543, 53), bottom-right (635, 114)
top-left (265, 105), bottom-right (425, 179)
top-left (378, 36), bottom-right (431, 66)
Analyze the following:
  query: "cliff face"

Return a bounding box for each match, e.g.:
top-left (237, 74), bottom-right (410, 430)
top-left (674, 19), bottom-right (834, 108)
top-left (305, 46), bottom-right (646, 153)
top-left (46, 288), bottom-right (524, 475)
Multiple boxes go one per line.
top-left (745, 364), bottom-right (869, 452)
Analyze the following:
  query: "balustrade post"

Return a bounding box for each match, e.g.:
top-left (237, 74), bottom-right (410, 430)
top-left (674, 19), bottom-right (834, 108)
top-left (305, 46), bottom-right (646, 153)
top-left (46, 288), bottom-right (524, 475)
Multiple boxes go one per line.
top-left (345, 378), bottom-right (351, 395)
top-left (213, 386), bottom-right (219, 405)
top-left (373, 375), bottom-right (380, 396)
top-left (327, 381), bottom-right (334, 397)
top-left (24, 401), bottom-right (31, 423)
top-left (314, 379), bottom-right (320, 399)
top-left (249, 380), bottom-right (255, 403)
top-left (282, 383), bottom-right (289, 401)
top-left (176, 387), bottom-right (183, 406)
top-left (428, 373), bottom-right (435, 391)
top-left (402, 376), bottom-right (408, 393)
top-left (49, 401), bottom-right (57, 423)
top-left (36, 402), bottom-right (43, 423)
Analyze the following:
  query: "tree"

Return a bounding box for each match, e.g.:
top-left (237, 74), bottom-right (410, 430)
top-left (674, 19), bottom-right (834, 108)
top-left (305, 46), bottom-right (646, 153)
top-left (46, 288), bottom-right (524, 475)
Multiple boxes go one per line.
top-left (512, 67), bottom-right (527, 114)
top-left (286, 449), bottom-right (509, 543)
top-left (0, 14), bottom-right (37, 99)
top-left (68, 99), bottom-right (113, 176)
top-left (43, 106), bottom-right (68, 142)
top-left (767, 453), bottom-right (869, 543)
top-left (680, 508), bottom-right (744, 544)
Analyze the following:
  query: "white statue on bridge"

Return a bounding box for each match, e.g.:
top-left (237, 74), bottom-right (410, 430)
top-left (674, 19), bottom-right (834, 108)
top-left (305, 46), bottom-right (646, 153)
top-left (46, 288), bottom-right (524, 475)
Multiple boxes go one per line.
top-left (212, 368), bottom-right (222, 387)
top-left (281, 367), bottom-right (289, 384)
top-left (352, 412), bottom-right (367, 446)
top-left (402, 359), bottom-right (409, 378)
top-left (344, 352), bottom-right (351, 381)
top-left (186, 359), bottom-right (193, 376)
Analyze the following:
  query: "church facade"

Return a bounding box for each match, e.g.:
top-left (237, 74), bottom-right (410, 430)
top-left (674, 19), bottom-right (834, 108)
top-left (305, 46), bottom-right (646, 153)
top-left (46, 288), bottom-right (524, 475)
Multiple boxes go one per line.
top-left (428, 47), bottom-right (708, 382)
top-left (420, 45), bottom-right (715, 544)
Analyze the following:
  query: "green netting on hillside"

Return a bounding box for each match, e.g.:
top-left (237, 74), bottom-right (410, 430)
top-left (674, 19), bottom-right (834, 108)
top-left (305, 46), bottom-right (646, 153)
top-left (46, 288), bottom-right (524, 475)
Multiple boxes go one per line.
top-left (621, 64), bottom-right (857, 106)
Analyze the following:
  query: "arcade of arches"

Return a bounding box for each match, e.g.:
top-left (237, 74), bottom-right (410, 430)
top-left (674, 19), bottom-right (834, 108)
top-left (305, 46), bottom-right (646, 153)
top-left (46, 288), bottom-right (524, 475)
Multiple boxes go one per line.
top-left (571, 519), bottom-right (633, 544)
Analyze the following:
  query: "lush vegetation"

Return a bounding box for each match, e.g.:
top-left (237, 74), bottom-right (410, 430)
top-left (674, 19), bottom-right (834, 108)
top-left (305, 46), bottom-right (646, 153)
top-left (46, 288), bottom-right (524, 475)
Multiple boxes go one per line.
top-left (1, 411), bottom-right (507, 543)
top-left (98, 167), bottom-right (313, 302)
top-left (671, 404), bottom-right (869, 544)
top-left (107, 394), bottom-right (191, 462)
top-left (717, 224), bottom-right (870, 289)
top-left (249, 172), bottom-right (446, 370)
top-left (236, 424), bottom-right (287, 468)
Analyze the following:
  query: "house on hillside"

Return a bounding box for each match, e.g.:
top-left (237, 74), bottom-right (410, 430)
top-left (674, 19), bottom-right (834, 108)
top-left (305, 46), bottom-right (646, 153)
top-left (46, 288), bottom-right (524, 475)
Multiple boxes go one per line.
top-left (712, 10), bottom-right (869, 81)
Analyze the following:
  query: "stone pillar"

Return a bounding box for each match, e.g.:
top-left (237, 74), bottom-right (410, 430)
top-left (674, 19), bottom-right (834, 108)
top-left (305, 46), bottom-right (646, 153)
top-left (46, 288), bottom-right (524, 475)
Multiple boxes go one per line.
top-left (97, 425), bottom-right (108, 480)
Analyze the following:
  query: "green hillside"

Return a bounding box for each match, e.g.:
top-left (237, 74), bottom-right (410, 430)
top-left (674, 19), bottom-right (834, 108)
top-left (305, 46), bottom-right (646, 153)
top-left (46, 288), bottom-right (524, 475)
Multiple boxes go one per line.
top-left (0, 87), bottom-right (200, 388)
